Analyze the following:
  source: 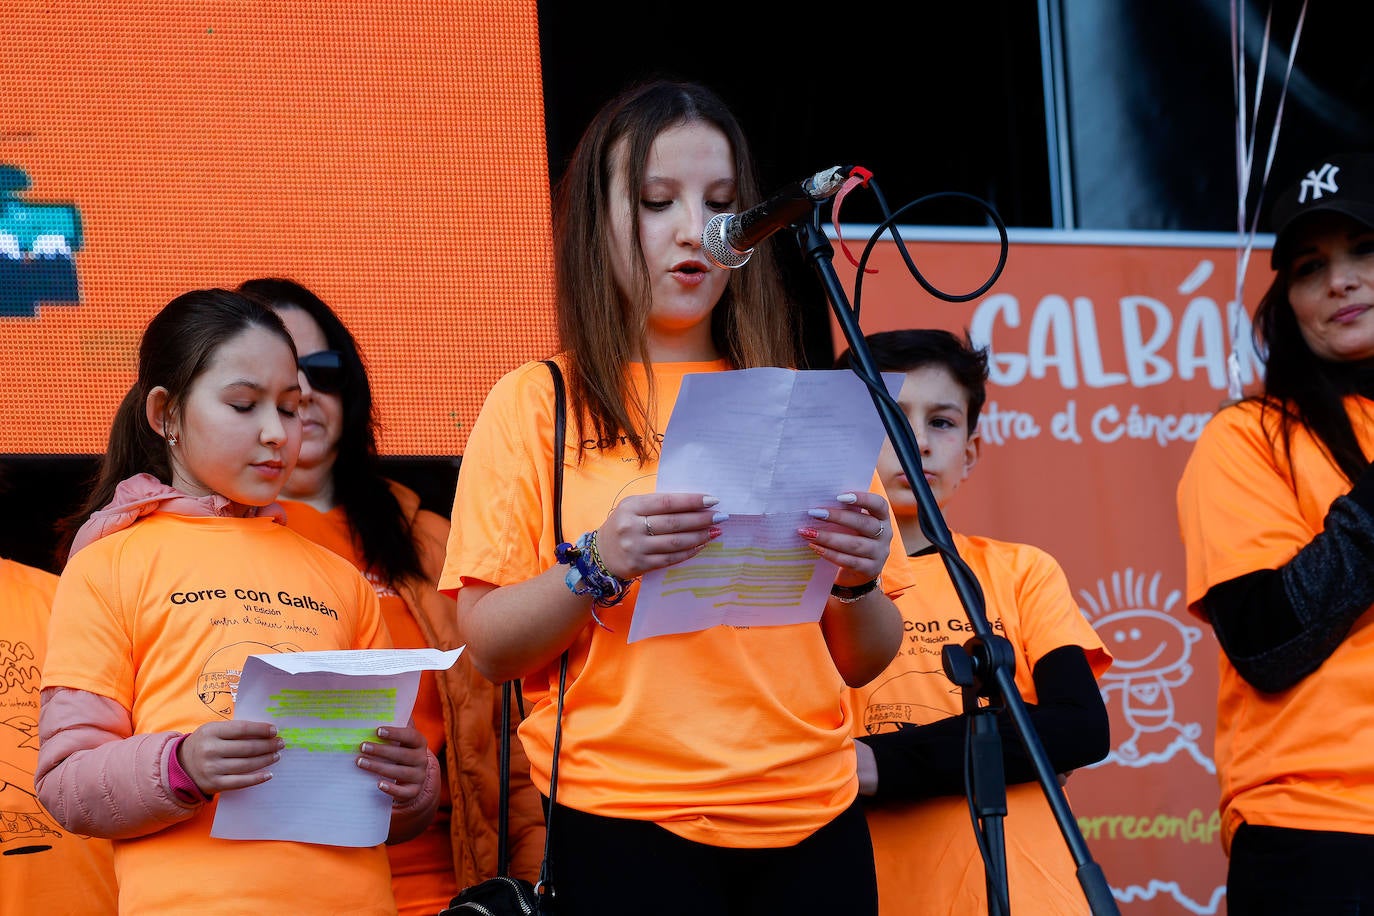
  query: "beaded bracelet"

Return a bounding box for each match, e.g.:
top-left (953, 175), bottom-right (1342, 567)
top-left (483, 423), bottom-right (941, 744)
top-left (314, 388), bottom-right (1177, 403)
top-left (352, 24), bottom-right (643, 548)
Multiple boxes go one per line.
top-left (555, 531), bottom-right (633, 628)
top-left (580, 532), bottom-right (635, 608)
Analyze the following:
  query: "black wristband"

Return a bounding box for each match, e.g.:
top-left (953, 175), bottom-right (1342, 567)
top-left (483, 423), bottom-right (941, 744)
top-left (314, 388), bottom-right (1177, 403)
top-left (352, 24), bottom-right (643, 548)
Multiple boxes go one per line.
top-left (830, 576), bottom-right (881, 603)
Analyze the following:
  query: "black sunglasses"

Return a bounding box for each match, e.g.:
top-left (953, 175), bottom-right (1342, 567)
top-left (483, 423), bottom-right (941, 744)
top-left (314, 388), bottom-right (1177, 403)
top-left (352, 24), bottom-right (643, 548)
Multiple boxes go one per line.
top-left (297, 350), bottom-right (345, 394)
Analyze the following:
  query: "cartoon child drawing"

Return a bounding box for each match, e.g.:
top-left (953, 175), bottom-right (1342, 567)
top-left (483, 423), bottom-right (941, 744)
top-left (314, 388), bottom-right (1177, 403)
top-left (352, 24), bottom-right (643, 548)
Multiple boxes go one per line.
top-left (1082, 569), bottom-right (1207, 766)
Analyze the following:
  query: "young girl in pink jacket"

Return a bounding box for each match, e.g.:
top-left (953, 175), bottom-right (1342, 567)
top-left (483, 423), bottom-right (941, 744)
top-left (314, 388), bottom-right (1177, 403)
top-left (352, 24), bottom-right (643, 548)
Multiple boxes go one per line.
top-left (38, 289), bottom-right (438, 915)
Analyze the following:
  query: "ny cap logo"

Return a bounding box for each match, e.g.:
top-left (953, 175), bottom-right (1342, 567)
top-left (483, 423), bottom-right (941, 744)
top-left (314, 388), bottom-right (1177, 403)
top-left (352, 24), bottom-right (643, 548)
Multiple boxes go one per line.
top-left (1299, 163), bottom-right (1341, 203)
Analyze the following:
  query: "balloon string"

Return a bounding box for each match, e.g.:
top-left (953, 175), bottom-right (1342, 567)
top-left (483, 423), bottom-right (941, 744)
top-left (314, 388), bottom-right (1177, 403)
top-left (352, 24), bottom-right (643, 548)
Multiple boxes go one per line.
top-left (1227, 0), bottom-right (1307, 402)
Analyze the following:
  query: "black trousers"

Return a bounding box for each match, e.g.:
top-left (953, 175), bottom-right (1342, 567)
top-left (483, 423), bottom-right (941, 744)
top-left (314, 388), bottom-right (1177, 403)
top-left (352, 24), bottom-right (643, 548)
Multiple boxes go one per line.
top-left (1228, 823), bottom-right (1374, 915)
top-left (538, 797), bottom-right (877, 915)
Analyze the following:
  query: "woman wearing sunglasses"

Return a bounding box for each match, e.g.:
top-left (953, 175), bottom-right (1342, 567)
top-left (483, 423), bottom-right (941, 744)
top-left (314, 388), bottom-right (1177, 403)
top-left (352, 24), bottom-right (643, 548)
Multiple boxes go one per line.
top-left (236, 278), bottom-right (546, 916)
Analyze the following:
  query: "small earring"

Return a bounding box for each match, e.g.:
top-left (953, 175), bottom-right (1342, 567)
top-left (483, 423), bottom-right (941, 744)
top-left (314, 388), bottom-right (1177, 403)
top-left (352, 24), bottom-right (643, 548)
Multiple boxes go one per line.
top-left (168, 434), bottom-right (178, 446)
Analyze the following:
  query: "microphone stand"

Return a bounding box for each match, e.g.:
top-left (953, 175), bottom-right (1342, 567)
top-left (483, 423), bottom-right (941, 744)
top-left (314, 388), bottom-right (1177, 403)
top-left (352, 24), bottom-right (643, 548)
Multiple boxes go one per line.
top-left (788, 214), bottom-right (1120, 916)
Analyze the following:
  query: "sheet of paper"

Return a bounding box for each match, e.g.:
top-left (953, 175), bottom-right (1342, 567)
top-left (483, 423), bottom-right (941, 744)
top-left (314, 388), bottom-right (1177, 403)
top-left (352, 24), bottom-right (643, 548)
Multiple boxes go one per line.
top-left (631, 368), bottom-right (901, 642)
top-left (211, 647), bottom-right (462, 846)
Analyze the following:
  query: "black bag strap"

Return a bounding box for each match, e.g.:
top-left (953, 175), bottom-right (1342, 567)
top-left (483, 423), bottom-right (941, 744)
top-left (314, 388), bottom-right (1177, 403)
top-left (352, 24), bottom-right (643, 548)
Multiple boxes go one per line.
top-left (496, 679), bottom-right (515, 876)
top-left (495, 359), bottom-right (568, 900)
top-left (538, 359), bottom-right (569, 907)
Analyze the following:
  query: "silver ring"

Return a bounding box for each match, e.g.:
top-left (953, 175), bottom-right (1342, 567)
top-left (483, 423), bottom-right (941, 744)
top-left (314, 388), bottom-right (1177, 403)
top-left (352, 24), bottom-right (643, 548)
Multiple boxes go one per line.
top-left (872, 523), bottom-right (885, 540)
top-left (643, 515), bottom-right (656, 537)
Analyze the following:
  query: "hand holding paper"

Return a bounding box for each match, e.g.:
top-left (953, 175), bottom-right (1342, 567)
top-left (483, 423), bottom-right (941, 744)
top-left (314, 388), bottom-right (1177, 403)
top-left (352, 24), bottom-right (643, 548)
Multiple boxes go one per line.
top-left (591, 491), bottom-right (727, 583)
top-left (358, 722), bottom-right (431, 808)
top-left (631, 368), bottom-right (900, 642)
top-left (797, 487), bottom-right (893, 588)
top-left (210, 647), bottom-right (461, 847)
top-left (178, 719), bottom-right (284, 796)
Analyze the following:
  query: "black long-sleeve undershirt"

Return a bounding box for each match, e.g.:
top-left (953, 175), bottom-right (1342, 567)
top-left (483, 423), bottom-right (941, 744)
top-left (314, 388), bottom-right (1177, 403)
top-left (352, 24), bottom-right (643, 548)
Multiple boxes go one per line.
top-left (1200, 463), bottom-right (1374, 694)
top-left (856, 644), bottom-right (1109, 802)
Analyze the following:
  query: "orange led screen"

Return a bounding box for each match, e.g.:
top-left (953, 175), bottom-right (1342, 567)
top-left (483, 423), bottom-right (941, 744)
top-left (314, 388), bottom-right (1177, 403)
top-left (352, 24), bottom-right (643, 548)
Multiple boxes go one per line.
top-left (0, 0), bottom-right (556, 456)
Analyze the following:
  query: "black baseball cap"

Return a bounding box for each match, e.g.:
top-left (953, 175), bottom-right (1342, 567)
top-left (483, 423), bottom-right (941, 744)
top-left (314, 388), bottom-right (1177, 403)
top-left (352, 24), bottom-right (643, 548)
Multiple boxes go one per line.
top-left (1270, 152), bottom-right (1374, 268)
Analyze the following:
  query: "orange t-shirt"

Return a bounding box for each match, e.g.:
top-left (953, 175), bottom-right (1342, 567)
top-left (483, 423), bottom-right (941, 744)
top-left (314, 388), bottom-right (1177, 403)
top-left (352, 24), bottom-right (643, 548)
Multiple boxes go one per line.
top-left (42, 513), bottom-right (396, 915)
top-left (1177, 398), bottom-right (1374, 851)
top-left (0, 558), bottom-right (118, 915)
top-left (441, 358), bottom-right (859, 848)
top-left (852, 534), bottom-right (1112, 916)
top-left (282, 497), bottom-right (457, 916)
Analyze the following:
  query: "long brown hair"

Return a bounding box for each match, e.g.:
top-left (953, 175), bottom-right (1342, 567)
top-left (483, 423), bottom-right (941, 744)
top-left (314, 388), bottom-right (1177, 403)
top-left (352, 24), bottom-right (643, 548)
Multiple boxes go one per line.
top-left (552, 79), bottom-right (798, 462)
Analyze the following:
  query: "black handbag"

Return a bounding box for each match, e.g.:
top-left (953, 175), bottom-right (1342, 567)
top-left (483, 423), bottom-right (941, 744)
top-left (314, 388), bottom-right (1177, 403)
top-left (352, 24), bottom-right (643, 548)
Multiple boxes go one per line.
top-left (441, 873), bottom-right (539, 916)
top-left (441, 360), bottom-right (570, 916)
top-left (439, 677), bottom-right (544, 914)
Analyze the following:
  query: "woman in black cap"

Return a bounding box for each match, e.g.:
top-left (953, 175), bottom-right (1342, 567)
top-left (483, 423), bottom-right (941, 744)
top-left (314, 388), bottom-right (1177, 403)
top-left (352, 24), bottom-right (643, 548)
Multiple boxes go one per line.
top-left (1177, 152), bottom-right (1374, 913)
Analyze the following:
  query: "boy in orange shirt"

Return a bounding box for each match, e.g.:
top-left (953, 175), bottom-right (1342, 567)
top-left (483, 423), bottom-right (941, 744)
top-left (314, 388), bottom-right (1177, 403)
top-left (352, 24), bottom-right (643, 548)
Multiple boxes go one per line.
top-left (839, 329), bottom-right (1113, 916)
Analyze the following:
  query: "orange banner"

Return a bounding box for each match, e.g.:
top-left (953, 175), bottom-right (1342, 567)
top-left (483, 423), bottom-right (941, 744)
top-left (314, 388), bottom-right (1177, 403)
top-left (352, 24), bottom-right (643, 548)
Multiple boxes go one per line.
top-left (0, 0), bottom-right (556, 456)
top-left (832, 228), bottom-right (1276, 915)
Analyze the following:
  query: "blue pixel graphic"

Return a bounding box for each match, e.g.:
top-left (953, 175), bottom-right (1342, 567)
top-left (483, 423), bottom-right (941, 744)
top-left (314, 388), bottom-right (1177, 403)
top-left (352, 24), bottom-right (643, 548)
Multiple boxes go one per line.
top-left (0, 165), bottom-right (82, 317)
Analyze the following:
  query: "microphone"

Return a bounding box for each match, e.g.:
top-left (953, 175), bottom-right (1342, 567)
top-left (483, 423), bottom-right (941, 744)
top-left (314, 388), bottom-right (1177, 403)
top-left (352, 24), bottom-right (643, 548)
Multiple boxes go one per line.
top-left (701, 166), bottom-right (847, 269)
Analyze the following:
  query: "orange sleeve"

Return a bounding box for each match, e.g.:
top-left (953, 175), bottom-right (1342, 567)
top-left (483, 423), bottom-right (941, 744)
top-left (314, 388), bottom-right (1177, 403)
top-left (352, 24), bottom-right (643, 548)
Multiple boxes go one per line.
top-left (1177, 403), bottom-right (1316, 615)
top-left (355, 571), bottom-right (390, 650)
top-left (1010, 543), bottom-right (1112, 680)
top-left (441, 362), bottom-right (556, 595)
top-left (42, 542), bottom-right (136, 706)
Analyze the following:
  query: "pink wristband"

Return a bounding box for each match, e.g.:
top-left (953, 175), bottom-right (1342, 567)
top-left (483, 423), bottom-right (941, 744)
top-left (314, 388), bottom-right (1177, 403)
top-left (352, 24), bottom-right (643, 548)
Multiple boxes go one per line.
top-left (167, 734), bottom-right (212, 803)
